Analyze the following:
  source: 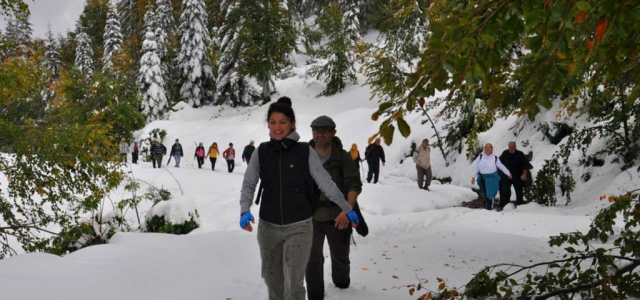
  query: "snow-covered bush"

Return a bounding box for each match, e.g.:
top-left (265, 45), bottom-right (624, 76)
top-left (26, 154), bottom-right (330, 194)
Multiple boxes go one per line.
top-left (144, 195), bottom-right (200, 235)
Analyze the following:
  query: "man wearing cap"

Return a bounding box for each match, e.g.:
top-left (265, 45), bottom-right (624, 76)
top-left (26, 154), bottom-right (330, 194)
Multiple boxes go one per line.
top-left (242, 140), bottom-right (256, 165)
top-left (305, 115), bottom-right (363, 300)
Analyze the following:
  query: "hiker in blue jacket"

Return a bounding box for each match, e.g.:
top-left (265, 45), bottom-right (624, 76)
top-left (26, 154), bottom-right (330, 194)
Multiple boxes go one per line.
top-left (238, 97), bottom-right (360, 300)
top-left (471, 143), bottom-right (512, 210)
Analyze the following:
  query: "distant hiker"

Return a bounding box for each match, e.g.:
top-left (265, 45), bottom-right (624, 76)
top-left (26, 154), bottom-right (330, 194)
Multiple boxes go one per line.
top-left (349, 143), bottom-right (362, 170)
top-left (118, 138), bottom-right (129, 163)
top-left (471, 143), bottom-right (512, 210)
top-left (499, 141), bottom-right (529, 208)
top-left (239, 97), bottom-right (359, 300)
top-left (412, 138), bottom-right (432, 191)
top-left (207, 142), bottom-right (220, 171)
top-left (223, 143), bottom-right (236, 173)
top-left (242, 140), bottom-right (256, 164)
top-left (150, 140), bottom-right (166, 169)
top-left (169, 139), bottom-right (184, 168)
top-left (195, 142), bottom-right (206, 169)
top-left (365, 138), bottom-right (386, 184)
top-left (132, 141), bottom-right (139, 164)
top-left (306, 115), bottom-right (364, 300)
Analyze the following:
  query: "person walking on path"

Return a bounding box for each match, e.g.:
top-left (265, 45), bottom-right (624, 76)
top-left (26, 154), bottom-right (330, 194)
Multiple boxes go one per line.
top-left (412, 138), bottom-right (432, 191)
top-left (499, 141), bottom-right (529, 208)
top-left (118, 138), bottom-right (129, 163)
top-left (150, 140), bottom-right (166, 169)
top-left (242, 140), bottom-right (256, 165)
top-left (195, 142), bottom-right (206, 169)
top-left (239, 98), bottom-right (359, 300)
top-left (471, 143), bottom-right (512, 210)
top-left (132, 141), bottom-right (139, 164)
top-left (305, 116), bottom-right (363, 300)
top-left (169, 139), bottom-right (184, 167)
top-left (349, 143), bottom-right (362, 171)
top-left (207, 142), bottom-right (220, 171)
top-left (223, 143), bottom-right (236, 173)
top-left (365, 138), bottom-right (385, 184)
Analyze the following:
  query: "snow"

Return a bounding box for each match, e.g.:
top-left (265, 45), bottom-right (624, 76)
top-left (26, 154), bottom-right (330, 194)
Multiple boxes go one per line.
top-left (1, 59), bottom-right (639, 300)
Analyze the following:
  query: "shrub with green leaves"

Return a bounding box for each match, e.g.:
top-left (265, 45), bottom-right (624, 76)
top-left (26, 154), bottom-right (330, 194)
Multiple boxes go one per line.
top-left (143, 193), bottom-right (200, 235)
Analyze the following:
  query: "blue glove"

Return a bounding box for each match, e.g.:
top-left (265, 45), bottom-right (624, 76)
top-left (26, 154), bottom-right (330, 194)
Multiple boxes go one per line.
top-left (240, 212), bottom-right (254, 229)
top-left (347, 210), bottom-right (359, 225)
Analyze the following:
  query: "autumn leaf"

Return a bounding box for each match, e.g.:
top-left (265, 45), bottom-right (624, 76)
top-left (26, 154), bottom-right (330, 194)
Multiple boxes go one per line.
top-left (371, 111), bottom-right (379, 121)
top-left (361, 267), bottom-right (369, 271)
top-left (586, 39), bottom-right (594, 51)
top-left (575, 11), bottom-right (588, 24)
top-left (596, 19), bottom-right (608, 41)
top-left (409, 287), bottom-right (415, 296)
top-left (392, 275), bottom-right (399, 279)
top-left (608, 196), bottom-right (615, 203)
top-left (418, 97), bottom-right (425, 108)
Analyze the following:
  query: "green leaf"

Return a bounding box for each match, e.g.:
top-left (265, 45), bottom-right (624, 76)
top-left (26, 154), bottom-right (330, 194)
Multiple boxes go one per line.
top-left (575, 1), bottom-right (591, 11)
top-left (381, 124), bottom-right (395, 145)
top-left (397, 117), bottom-right (411, 138)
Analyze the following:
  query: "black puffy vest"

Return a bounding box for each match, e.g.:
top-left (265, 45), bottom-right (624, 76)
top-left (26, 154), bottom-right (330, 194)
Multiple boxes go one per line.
top-left (258, 140), bottom-right (314, 225)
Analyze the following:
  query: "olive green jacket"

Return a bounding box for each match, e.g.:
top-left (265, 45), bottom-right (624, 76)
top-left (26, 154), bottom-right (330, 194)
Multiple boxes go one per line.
top-left (310, 137), bottom-right (363, 222)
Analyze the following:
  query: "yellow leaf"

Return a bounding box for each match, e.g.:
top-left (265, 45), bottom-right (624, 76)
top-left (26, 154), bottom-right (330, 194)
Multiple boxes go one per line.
top-left (361, 268), bottom-right (369, 271)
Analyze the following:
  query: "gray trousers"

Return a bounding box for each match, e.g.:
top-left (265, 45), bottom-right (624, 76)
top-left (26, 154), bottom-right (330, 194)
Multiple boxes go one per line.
top-left (258, 219), bottom-right (313, 300)
top-left (416, 165), bottom-right (432, 189)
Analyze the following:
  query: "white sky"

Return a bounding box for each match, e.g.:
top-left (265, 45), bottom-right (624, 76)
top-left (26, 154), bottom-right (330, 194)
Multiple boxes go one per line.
top-left (0, 0), bottom-right (86, 38)
top-left (0, 41), bottom-right (638, 299)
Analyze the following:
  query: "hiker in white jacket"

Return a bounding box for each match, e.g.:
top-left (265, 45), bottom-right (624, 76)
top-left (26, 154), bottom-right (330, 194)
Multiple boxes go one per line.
top-left (412, 138), bottom-right (432, 191)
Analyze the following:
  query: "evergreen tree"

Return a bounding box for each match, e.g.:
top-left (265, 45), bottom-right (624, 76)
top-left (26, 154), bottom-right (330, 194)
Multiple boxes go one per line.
top-left (235, 0), bottom-right (297, 103)
top-left (102, 2), bottom-right (124, 70)
top-left (310, 1), bottom-right (358, 96)
top-left (176, 0), bottom-right (214, 107)
top-left (139, 32), bottom-right (168, 121)
top-left (4, 9), bottom-right (32, 46)
top-left (143, 3), bottom-right (157, 37)
top-left (215, 0), bottom-right (258, 105)
top-left (155, 0), bottom-right (176, 60)
top-left (340, 0), bottom-right (362, 43)
top-left (75, 31), bottom-right (95, 78)
top-left (76, 0), bottom-right (108, 64)
top-left (42, 26), bottom-right (61, 78)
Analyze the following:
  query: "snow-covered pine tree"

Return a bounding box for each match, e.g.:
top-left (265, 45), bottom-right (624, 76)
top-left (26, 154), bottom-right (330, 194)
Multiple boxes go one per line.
top-left (75, 31), bottom-right (95, 78)
top-left (340, 0), bottom-right (362, 44)
top-left (176, 0), bottom-right (214, 107)
top-left (143, 3), bottom-right (157, 38)
top-left (310, 1), bottom-right (358, 96)
top-left (139, 32), bottom-right (168, 121)
top-left (215, 0), bottom-right (258, 106)
top-left (103, 2), bottom-right (123, 70)
top-left (42, 26), bottom-right (61, 78)
top-left (155, 0), bottom-right (176, 60)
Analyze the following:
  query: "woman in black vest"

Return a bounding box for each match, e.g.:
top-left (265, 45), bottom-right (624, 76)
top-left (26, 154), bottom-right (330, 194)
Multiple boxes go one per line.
top-left (239, 97), bottom-right (359, 300)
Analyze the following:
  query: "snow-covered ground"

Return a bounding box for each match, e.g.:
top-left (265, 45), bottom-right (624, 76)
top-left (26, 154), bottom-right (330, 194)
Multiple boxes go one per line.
top-left (0, 68), bottom-right (638, 300)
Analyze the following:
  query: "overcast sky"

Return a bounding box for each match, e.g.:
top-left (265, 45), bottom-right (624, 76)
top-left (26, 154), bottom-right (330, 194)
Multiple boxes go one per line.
top-left (1, 0), bottom-right (86, 39)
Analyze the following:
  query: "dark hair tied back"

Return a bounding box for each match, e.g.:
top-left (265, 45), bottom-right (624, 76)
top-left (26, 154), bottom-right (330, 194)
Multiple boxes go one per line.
top-left (267, 96), bottom-right (296, 124)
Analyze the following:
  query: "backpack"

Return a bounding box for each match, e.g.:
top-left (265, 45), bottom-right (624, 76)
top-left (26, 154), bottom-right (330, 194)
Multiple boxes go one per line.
top-left (196, 147), bottom-right (205, 157)
top-left (254, 142), bottom-right (320, 214)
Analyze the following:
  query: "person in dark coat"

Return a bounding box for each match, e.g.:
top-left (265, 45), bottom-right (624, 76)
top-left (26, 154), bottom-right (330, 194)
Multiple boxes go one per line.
top-left (499, 141), bottom-right (529, 208)
top-left (132, 141), bottom-right (139, 164)
top-left (242, 140), bottom-right (256, 164)
top-left (364, 138), bottom-right (385, 184)
top-left (169, 139), bottom-right (184, 168)
top-left (149, 140), bottom-right (167, 169)
top-left (305, 116), bottom-right (363, 300)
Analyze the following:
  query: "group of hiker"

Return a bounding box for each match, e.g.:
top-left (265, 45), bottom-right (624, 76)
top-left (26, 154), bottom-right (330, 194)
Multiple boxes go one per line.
top-left (472, 141), bottom-right (531, 211)
top-left (117, 138), bottom-right (257, 173)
